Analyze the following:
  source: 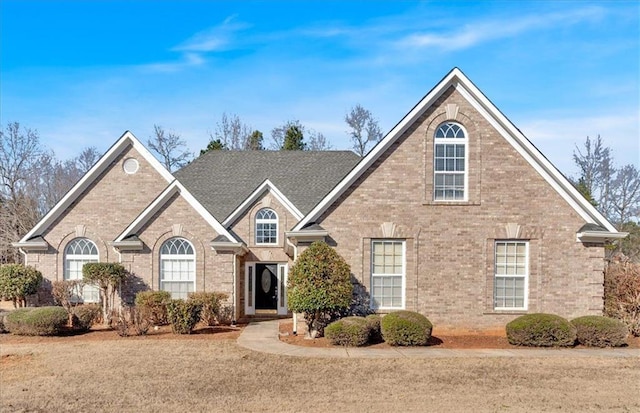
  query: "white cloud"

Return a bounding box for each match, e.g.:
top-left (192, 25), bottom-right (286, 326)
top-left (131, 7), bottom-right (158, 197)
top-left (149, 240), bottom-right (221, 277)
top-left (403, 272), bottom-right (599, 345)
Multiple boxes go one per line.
top-left (172, 15), bottom-right (250, 52)
top-left (398, 6), bottom-right (605, 51)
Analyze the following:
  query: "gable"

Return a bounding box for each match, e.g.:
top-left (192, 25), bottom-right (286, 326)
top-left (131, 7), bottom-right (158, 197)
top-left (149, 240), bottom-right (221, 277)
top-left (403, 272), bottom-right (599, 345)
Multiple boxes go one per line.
top-left (16, 131), bottom-right (174, 248)
top-left (293, 68), bottom-right (619, 236)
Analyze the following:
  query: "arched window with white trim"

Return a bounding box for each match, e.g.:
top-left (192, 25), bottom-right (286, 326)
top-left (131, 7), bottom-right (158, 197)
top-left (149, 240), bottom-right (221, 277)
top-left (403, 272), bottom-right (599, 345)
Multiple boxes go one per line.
top-left (255, 208), bottom-right (278, 245)
top-left (64, 237), bottom-right (100, 303)
top-left (160, 237), bottom-right (195, 299)
top-left (434, 122), bottom-right (468, 201)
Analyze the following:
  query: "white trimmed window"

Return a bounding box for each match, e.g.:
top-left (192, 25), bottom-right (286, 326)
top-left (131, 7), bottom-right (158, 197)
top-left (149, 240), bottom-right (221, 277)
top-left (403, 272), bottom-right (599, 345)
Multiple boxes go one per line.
top-left (434, 122), bottom-right (467, 201)
top-left (371, 240), bottom-right (405, 310)
top-left (64, 238), bottom-right (100, 303)
top-left (255, 208), bottom-right (278, 245)
top-left (494, 241), bottom-right (528, 310)
top-left (160, 238), bottom-right (195, 299)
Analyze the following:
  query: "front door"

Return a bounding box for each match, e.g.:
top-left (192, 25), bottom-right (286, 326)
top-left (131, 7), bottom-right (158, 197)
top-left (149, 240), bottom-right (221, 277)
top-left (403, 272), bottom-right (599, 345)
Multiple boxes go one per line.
top-left (245, 262), bottom-right (288, 316)
top-left (255, 263), bottom-right (277, 310)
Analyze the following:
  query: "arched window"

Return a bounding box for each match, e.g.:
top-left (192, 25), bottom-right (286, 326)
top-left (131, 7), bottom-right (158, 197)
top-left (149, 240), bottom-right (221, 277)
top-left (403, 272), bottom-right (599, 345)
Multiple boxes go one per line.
top-left (64, 237), bottom-right (100, 303)
top-left (434, 122), bottom-right (467, 201)
top-left (255, 208), bottom-right (278, 245)
top-left (160, 238), bottom-right (195, 299)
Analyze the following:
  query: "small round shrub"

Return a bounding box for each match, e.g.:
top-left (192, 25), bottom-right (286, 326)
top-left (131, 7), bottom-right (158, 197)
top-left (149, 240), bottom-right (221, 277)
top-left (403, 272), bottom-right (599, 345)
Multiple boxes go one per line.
top-left (506, 313), bottom-right (576, 347)
top-left (135, 291), bottom-right (171, 325)
top-left (5, 306), bottom-right (69, 336)
top-left (381, 311), bottom-right (433, 346)
top-left (325, 316), bottom-right (370, 346)
top-left (571, 316), bottom-right (628, 347)
top-left (166, 299), bottom-right (202, 334)
top-left (365, 314), bottom-right (382, 343)
top-left (72, 304), bottom-right (102, 332)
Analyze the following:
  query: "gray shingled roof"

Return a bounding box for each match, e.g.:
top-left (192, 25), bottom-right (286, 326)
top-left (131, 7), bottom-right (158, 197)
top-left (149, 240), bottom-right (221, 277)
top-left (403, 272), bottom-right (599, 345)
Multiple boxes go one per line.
top-left (174, 150), bottom-right (360, 222)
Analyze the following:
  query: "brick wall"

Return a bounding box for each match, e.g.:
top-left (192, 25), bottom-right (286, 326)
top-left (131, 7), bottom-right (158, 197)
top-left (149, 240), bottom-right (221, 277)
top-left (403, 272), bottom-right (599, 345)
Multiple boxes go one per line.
top-left (317, 86), bottom-right (605, 332)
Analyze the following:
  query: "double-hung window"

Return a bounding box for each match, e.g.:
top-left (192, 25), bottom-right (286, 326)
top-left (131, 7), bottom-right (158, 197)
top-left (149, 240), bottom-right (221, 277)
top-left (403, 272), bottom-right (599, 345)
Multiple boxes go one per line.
top-left (494, 241), bottom-right (528, 310)
top-left (434, 122), bottom-right (467, 201)
top-left (160, 238), bottom-right (196, 299)
top-left (64, 238), bottom-right (100, 303)
top-left (371, 240), bottom-right (405, 310)
top-left (255, 208), bottom-right (278, 245)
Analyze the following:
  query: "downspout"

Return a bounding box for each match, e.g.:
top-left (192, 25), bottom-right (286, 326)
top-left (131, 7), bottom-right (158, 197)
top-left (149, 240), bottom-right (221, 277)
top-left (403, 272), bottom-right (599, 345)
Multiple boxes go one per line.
top-left (286, 237), bottom-right (298, 335)
top-left (232, 253), bottom-right (238, 326)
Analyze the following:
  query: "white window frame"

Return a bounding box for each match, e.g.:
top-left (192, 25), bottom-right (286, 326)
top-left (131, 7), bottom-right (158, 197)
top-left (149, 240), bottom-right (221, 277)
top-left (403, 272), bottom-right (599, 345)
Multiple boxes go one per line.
top-left (255, 208), bottom-right (278, 245)
top-left (64, 238), bottom-right (100, 303)
top-left (160, 237), bottom-right (196, 299)
top-left (433, 122), bottom-right (468, 201)
top-left (494, 241), bottom-right (529, 311)
top-left (244, 262), bottom-right (288, 316)
top-left (370, 240), bottom-right (406, 310)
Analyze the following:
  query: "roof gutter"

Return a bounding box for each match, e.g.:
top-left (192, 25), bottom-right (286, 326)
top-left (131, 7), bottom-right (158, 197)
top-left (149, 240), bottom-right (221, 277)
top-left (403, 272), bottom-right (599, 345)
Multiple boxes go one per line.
top-left (576, 230), bottom-right (628, 244)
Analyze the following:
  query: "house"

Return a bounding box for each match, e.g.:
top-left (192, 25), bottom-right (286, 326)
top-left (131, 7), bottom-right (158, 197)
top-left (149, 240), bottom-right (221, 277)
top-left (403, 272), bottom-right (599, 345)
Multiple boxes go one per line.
top-left (13, 68), bottom-right (625, 332)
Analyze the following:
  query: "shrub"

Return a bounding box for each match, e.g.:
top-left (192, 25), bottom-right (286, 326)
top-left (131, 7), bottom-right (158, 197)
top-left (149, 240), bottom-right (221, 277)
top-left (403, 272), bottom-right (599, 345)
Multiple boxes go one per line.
top-left (72, 304), bottom-right (101, 332)
top-left (188, 292), bottom-right (229, 326)
top-left (0, 264), bottom-right (43, 308)
top-left (365, 314), bottom-right (382, 343)
top-left (287, 241), bottom-right (353, 337)
top-left (571, 315), bottom-right (628, 347)
top-left (5, 306), bottom-right (68, 336)
top-left (604, 258), bottom-right (640, 336)
top-left (135, 291), bottom-right (171, 325)
top-left (116, 305), bottom-right (151, 337)
top-left (506, 313), bottom-right (577, 347)
top-left (381, 311), bottom-right (433, 346)
top-left (166, 299), bottom-right (202, 334)
top-left (325, 316), bottom-right (370, 346)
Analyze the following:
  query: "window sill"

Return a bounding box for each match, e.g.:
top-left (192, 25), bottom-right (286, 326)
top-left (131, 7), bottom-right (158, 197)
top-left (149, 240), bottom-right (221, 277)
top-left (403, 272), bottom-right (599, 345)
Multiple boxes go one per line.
top-left (422, 200), bottom-right (481, 206)
top-left (483, 310), bottom-right (528, 315)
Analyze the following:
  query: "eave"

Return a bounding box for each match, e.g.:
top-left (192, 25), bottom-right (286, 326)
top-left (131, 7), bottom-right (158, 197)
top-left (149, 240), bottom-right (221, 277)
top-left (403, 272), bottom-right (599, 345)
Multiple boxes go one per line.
top-left (210, 240), bottom-right (249, 255)
top-left (577, 230), bottom-right (628, 244)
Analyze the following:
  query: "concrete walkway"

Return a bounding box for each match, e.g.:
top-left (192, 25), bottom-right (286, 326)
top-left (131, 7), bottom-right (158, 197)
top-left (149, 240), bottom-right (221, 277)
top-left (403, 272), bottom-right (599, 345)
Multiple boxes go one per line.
top-left (237, 319), bottom-right (640, 358)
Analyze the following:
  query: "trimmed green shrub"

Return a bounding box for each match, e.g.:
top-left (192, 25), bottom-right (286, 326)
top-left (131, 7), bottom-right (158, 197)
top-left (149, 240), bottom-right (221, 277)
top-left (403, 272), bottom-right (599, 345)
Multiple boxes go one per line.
top-left (166, 299), bottom-right (202, 334)
top-left (83, 262), bottom-right (127, 326)
top-left (287, 241), bottom-right (353, 337)
top-left (325, 316), bottom-right (370, 346)
top-left (366, 314), bottom-right (382, 343)
top-left (135, 291), bottom-right (171, 325)
top-left (0, 264), bottom-right (43, 308)
top-left (188, 292), bottom-right (229, 326)
top-left (506, 313), bottom-right (577, 347)
top-left (571, 316), bottom-right (628, 347)
top-left (5, 306), bottom-right (69, 336)
top-left (72, 304), bottom-right (101, 331)
top-left (381, 311), bottom-right (433, 346)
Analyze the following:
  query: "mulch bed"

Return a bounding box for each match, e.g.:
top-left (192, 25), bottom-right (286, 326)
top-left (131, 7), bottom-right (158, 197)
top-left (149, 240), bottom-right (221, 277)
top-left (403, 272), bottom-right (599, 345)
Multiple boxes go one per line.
top-left (278, 320), bottom-right (640, 350)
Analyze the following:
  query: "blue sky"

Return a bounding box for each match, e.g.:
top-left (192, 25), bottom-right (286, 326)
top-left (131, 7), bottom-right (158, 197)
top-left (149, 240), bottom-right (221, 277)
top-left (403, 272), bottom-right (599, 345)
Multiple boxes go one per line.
top-left (2, 1), bottom-right (638, 177)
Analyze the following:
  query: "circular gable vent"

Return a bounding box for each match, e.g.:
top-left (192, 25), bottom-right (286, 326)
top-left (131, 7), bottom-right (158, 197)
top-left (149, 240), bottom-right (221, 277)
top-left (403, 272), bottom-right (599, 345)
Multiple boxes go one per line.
top-left (123, 158), bottom-right (139, 174)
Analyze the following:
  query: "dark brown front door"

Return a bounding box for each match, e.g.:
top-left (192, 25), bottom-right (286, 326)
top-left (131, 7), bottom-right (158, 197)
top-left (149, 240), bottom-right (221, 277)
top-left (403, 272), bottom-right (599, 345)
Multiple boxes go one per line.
top-left (255, 263), bottom-right (278, 310)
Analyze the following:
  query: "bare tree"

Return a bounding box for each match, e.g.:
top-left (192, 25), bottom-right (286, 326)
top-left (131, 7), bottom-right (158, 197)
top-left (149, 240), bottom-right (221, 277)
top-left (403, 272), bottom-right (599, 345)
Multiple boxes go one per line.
top-left (0, 122), bottom-right (43, 263)
top-left (147, 125), bottom-right (192, 172)
top-left (573, 135), bottom-right (615, 217)
top-left (209, 113), bottom-right (253, 151)
top-left (307, 130), bottom-right (332, 151)
top-left (345, 104), bottom-right (383, 156)
top-left (610, 164), bottom-right (640, 225)
top-left (76, 146), bottom-right (101, 174)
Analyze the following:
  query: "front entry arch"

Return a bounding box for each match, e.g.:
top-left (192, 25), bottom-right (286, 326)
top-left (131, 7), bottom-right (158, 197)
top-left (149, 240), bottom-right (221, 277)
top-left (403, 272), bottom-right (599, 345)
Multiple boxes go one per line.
top-left (245, 262), bottom-right (288, 316)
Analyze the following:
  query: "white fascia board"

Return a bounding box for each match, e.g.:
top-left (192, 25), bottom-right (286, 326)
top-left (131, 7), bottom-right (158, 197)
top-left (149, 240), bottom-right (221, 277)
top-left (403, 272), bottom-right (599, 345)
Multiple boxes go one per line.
top-left (293, 69), bottom-right (460, 231)
top-left (453, 81), bottom-right (618, 232)
top-left (577, 230), bottom-right (628, 243)
top-left (222, 179), bottom-right (304, 227)
top-left (19, 131), bottom-right (174, 243)
top-left (115, 180), bottom-right (238, 243)
top-left (11, 240), bottom-right (49, 251)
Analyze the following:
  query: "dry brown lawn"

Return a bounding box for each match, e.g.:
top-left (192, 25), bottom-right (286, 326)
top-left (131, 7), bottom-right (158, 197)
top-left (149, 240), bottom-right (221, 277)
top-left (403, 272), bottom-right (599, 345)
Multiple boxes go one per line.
top-left (1, 332), bottom-right (639, 413)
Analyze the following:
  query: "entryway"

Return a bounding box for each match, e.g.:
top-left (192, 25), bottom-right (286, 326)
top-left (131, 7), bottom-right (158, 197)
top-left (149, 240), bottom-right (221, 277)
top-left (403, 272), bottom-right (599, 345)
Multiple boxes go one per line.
top-left (245, 262), bottom-right (288, 316)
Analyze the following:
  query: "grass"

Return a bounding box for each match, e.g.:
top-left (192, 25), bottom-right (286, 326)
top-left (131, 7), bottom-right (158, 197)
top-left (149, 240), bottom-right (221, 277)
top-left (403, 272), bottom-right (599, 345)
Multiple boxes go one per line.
top-left (2, 335), bottom-right (640, 412)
